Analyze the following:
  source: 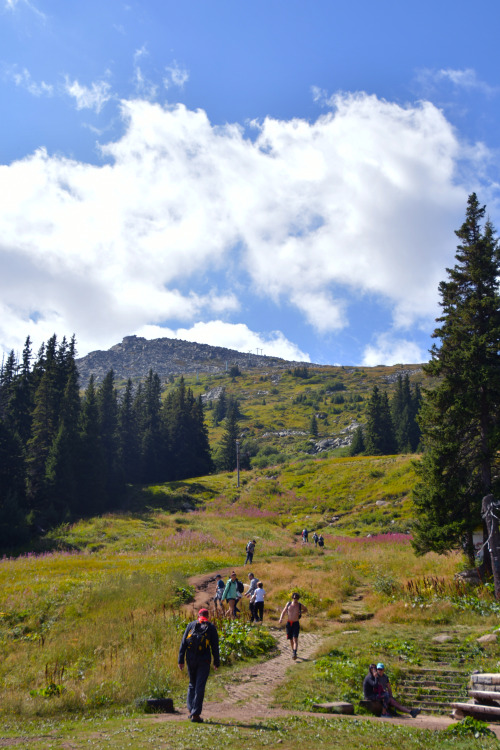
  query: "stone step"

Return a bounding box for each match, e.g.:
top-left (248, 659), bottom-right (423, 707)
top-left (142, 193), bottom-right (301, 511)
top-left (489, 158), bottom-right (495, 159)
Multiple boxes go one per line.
top-left (402, 692), bottom-right (466, 702)
top-left (399, 679), bottom-right (465, 688)
top-left (399, 677), bottom-right (467, 690)
top-left (412, 667), bottom-right (460, 679)
top-left (452, 701), bottom-right (500, 718)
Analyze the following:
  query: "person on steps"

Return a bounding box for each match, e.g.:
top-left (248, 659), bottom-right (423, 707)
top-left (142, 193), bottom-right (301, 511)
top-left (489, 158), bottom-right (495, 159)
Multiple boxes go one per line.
top-left (373, 663), bottom-right (421, 718)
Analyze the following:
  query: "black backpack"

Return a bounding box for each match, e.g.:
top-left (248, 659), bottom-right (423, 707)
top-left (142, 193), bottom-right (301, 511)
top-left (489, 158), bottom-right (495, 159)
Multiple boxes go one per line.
top-left (186, 622), bottom-right (210, 654)
top-left (236, 579), bottom-right (244, 594)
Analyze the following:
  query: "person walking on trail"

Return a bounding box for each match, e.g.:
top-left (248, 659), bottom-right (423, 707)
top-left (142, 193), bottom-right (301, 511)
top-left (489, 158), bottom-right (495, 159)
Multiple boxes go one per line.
top-left (222, 571), bottom-right (239, 617)
top-left (245, 539), bottom-right (256, 565)
top-left (213, 574), bottom-right (225, 611)
top-left (245, 573), bottom-right (259, 621)
top-left (178, 608), bottom-right (220, 723)
top-left (301, 528), bottom-right (308, 543)
top-left (250, 581), bottom-right (265, 622)
top-left (317, 534), bottom-right (324, 548)
top-left (279, 592), bottom-right (308, 660)
top-left (373, 663), bottom-right (421, 718)
top-left (312, 532), bottom-right (319, 547)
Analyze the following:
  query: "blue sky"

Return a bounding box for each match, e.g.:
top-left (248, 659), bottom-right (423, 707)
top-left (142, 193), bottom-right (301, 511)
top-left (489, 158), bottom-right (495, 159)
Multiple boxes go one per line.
top-left (1, 0), bottom-right (500, 366)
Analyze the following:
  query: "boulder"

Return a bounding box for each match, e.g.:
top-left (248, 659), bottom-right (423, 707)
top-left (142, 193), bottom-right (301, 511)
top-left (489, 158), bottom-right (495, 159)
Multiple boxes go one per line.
top-left (477, 633), bottom-right (498, 644)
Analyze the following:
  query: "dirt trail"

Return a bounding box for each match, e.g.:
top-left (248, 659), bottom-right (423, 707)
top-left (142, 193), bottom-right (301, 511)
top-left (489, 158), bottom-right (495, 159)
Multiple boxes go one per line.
top-left (153, 570), bottom-right (500, 737)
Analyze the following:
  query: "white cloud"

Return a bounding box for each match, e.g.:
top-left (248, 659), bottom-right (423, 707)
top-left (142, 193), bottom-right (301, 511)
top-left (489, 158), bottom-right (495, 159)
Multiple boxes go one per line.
top-left (133, 45), bottom-right (158, 99)
top-left (0, 92), bottom-right (490, 361)
top-left (164, 61), bottom-right (189, 90)
top-left (3, 65), bottom-right (53, 96)
top-left (4, 0), bottom-right (45, 19)
top-left (416, 68), bottom-right (498, 97)
top-left (64, 77), bottom-right (112, 113)
top-left (135, 321), bottom-right (310, 362)
top-left (362, 333), bottom-right (427, 366)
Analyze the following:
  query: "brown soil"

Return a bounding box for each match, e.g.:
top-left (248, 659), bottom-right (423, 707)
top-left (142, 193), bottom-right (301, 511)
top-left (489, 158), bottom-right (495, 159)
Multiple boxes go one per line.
top-left (151, 570), bottom-right (500, 737)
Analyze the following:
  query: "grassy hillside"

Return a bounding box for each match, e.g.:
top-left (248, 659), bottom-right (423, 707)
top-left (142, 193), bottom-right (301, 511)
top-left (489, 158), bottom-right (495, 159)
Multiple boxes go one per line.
top-left (2, 440), bottom-right (500, 748)
top-left (158, 362), bottom-right (427, 459)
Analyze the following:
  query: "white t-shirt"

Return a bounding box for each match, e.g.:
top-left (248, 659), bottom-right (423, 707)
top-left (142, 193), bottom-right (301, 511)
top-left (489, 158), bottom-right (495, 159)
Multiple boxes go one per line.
top-left (252, 588), bottom-right (265, 603)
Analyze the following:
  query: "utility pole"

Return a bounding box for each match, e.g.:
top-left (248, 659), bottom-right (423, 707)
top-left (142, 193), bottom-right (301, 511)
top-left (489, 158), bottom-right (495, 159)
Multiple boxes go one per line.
top-left (236, 439), bottom-right (240, 488)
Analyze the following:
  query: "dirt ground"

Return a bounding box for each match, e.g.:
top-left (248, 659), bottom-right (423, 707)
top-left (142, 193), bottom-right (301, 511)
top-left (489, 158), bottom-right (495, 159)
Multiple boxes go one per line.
top-left (153, 570), bottom-right (500, 738)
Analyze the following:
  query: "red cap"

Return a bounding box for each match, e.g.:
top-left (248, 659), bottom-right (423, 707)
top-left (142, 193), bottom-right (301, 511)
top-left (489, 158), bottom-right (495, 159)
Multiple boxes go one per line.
top-left (198, 608), bottom-right (209, 621)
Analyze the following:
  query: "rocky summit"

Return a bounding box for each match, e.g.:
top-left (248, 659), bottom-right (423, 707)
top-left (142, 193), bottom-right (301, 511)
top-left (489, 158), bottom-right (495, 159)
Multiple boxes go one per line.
top-left (76, 335), bottom-right (311, 385)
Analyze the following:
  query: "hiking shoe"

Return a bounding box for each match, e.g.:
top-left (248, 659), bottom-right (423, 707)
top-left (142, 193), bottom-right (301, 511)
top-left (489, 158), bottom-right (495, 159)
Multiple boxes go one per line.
top-left (190, 715), bottom-right (203, 723)
top-left (410, 708), bottom-right (421, 718)
top-left (292, 651), bottom-right (297, 660)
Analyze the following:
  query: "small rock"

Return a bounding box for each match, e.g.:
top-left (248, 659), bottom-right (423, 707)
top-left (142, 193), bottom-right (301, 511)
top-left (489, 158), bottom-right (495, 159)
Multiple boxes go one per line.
top-left (432, 634), bottom-right (454, 643)
top-left (477, 633), bottom-right (498, 644)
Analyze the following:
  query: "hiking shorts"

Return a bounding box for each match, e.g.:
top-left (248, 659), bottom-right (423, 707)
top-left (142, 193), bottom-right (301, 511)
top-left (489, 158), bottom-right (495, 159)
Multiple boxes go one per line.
top-left (286, 621), bottom-right (300, 640)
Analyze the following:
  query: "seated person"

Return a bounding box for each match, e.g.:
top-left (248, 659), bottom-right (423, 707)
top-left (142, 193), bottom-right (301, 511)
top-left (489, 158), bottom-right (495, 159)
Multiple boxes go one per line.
top-left (374, 663), bottom-right (421, 718)
top-left (363, 663), bottom-right (379, 701)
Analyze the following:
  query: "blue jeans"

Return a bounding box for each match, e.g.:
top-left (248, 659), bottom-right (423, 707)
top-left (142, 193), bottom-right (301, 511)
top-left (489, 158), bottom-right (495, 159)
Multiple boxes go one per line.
top-left (186, 660), bottom-right (211, 717)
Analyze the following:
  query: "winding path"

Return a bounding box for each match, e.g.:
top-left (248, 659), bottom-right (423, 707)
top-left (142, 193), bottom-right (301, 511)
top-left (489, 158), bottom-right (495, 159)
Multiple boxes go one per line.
top-left (152, 570), bottom-right (499, 735)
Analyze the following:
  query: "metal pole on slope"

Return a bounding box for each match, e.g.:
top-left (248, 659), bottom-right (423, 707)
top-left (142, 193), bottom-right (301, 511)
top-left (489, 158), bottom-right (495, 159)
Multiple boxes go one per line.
top-left (236, 439), bottom-right (240, 488)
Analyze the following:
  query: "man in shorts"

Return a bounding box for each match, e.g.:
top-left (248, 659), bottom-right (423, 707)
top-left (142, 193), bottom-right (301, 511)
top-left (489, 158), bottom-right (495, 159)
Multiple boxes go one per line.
top-left (279, 592), bottom-right (308, 660)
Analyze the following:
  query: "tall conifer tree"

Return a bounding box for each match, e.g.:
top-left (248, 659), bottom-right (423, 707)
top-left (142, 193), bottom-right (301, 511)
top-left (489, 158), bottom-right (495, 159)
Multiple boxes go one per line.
top-left (413, 194), bottom-right (500, 564)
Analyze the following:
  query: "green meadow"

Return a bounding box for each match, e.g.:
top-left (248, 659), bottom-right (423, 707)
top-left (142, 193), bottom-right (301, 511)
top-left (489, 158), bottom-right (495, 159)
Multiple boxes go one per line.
top-left (2, 450), bottom-right (500, 748)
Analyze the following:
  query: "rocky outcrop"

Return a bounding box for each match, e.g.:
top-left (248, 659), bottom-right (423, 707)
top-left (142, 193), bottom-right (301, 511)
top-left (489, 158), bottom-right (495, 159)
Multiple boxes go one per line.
top-left (384, 367), bottom-right (423, 383)
top-left (76, 335), bottom-right (311, 385)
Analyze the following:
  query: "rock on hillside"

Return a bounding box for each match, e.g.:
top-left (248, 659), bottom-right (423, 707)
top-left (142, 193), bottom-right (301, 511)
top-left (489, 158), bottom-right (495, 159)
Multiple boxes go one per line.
top-left (76, 335), bottom-right (312, 385)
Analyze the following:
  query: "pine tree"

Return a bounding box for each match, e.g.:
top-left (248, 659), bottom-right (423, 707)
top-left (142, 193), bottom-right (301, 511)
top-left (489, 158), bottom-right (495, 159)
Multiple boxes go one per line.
top-left (118, 379), bottom-right (140, 484)
top-left (212, 389), bottom-right (227, 426)
top-left (138, 370), bottom-right (164, 482)
top-left (0, 418), bottom-right (28, 548)
top-left (44, 345), bottom-right (81, 522)
top-left (97, 370), bottom-right (122, 503)
top-left (310, 414), bottom-right (319, 437)
top-left (364, 386), bottom-right (396, 455)
top-left (215, 400), bottom-right (240, 472)
top-left (349, 425), bottom-right (365, 456)
top-left (413, 194), bottom-right (500, 565)
top-left (77, 376), bottom-right (106, 516)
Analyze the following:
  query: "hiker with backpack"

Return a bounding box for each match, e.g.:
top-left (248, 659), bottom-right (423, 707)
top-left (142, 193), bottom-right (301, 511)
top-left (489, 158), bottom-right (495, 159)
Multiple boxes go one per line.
top-left (178, 608), bottom-right (220, 723)
top-left (222, 571), bottom-right (242, 617)
top-left (213, 574), bottom-right (225, 611)
top-left (245, 539), bottom-right (256, 565)
top-left (245, 572), bottom-right (259, 621)
top-left (279, 592), bottom-right (308, 660)
top-left (312, 532), bottom-right (319, 546)
top-left (318, 534), bottom-right (324, 548)
top-left (250, 581), bottom-right (265, 622)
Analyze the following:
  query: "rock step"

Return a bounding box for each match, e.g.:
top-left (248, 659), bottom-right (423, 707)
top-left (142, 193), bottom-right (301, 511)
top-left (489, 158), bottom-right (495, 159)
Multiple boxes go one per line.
top-left (399, 677), bottom-right (466, 690)
top-left (402, 692), bottom-right (466, 702)
top-left (409, 667), bottom-right (463, 675)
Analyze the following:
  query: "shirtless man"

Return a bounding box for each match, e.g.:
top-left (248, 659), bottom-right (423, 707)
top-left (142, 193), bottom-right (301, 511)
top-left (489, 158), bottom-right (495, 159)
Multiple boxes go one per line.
top-left (279, 592), bottom-right (308, 660)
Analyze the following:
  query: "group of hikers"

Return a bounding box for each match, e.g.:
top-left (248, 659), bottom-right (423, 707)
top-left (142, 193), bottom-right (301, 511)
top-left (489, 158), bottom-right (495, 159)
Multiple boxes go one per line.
top-left (178, 563), bottom-right (309, 722)
top-left (177, 536), bottom-right (420, 725)
top-left (301, 528), bottom-right (324, 547)
top-left (213, 570), bottom-right (265, 622)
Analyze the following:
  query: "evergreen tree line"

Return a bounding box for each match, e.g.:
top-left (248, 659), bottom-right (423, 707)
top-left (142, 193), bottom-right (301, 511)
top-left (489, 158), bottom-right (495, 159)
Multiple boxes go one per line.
top-left (350, 375), bottom-right (422, 456)
top-left (0, 335), bottom-right (212, 548)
